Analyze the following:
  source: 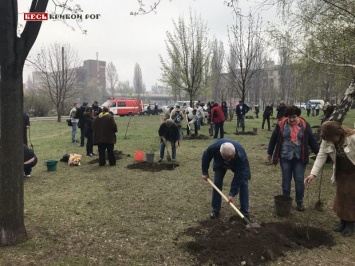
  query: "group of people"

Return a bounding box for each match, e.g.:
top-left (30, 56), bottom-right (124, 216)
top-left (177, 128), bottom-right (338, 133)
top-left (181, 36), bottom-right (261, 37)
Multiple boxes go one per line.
top-left (203, 105), bottom-right (354, 237)
top-left (70, 101), bottom-right (117, 166)
top-left (24, 99), bottom-right (354, 237)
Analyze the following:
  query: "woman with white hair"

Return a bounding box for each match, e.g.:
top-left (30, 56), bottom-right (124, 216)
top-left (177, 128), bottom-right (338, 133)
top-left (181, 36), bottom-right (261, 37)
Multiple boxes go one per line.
top-left (201, 139), bottom-right (251, 219)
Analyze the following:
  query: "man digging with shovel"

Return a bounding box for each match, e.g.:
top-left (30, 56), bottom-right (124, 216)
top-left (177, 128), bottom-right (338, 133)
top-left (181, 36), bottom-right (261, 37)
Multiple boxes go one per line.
top-left (158, 118), bottom-right (179, 162)
top-left (201, 139), bottom-right (253, 223)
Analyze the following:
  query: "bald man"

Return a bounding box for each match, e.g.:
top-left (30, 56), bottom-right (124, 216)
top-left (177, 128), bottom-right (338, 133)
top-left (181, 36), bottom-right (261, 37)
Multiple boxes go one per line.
top-left (201, 139), bottom-right (251, 219)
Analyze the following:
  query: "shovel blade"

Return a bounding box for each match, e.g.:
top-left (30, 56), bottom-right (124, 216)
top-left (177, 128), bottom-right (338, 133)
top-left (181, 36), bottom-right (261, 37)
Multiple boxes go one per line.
top-left (167, 152), bottom-right (172, 162)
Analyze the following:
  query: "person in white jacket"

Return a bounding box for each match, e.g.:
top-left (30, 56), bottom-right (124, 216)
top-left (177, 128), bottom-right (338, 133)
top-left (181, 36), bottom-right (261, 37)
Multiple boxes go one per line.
top-left (305, 121), bottom-right (355, 237)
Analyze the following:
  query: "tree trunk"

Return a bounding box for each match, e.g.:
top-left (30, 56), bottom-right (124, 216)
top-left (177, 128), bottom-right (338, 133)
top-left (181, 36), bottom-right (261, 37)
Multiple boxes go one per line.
top-left (314, 80), bottom-right (355, 141)
top-left (0, 64), bottom-right (27, 246)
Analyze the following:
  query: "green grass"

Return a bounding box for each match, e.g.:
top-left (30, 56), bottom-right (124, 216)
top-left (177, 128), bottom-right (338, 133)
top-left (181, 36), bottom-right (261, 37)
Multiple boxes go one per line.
top-left (0, 111), bottom-right (355, 265)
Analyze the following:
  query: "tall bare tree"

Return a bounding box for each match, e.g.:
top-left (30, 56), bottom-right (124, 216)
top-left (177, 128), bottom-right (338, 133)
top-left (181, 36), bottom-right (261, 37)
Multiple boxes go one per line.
top-left (133, 63), bottom-right (144, 99)
top-left (210, 39), bottom-right (225, 101)
top-left (227, 12), bottom-right (265, 103)
top-left (160, 11), bottom-right (211, 105)
top-left (32, 43), bottom-right (81, 122)
top-left (106, 62), bottom-right (119, 99)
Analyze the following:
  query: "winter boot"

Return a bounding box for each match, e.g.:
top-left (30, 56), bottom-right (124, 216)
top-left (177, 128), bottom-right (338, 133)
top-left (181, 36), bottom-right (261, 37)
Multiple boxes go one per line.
top-left (342, 221), bottom-right (354, 237)
top-left (333, 219), bottom-right (346, 232)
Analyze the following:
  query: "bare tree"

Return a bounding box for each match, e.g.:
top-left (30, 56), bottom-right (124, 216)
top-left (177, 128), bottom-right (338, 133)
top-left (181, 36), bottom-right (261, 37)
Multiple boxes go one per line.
top-left (227, 12), bottom-right (265, 103)
top-left (210, 39), bottom-right (225, 101)
top-left (160, 11), bottom-right (211, 106)
top-left (133, 63), bottom-right (144, 99)
top-left (32, 43), bottom-right (81, 122)
top-left (106, 62), bottom-right (119, 98)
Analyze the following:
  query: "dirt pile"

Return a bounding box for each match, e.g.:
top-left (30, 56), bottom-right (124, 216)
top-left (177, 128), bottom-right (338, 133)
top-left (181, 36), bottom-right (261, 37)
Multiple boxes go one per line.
top-left (181, 220), bottom-right (335, 266)
top-left (127, 161), bottom-right (179, 171)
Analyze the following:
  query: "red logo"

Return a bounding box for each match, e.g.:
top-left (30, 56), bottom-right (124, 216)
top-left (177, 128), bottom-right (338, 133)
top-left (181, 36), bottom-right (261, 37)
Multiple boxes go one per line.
top-left (24, 13), bottom-right (48, 21)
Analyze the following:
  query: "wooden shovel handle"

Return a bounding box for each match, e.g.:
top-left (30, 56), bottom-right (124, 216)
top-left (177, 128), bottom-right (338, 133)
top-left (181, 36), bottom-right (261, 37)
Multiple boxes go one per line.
top-left (207, 178), bottom-right (246, 219)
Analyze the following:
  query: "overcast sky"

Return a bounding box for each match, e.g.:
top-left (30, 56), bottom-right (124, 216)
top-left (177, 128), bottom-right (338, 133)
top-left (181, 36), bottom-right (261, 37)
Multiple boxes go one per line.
top-left (19, 0), bottom-right (277, 90)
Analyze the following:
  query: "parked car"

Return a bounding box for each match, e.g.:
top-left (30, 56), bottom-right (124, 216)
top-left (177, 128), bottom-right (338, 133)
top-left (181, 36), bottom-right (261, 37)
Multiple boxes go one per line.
top-left (294, 102), bottom-right (307, 109)
top-left (142, 104), bottom-right (163, 115)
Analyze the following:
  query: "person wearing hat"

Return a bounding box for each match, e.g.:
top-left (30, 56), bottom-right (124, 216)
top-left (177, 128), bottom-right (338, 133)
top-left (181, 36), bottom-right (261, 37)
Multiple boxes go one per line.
top-left (170, 105), bottom-right (184, 140)
top-left (158, 118), bottom-right (179, 162)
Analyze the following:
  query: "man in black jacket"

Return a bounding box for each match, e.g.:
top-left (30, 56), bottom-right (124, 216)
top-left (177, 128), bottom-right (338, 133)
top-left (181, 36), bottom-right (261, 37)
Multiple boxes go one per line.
top-left (158, 119), bottom-right (179, 162)
top-left (76, 102), bottom-right (88, 147)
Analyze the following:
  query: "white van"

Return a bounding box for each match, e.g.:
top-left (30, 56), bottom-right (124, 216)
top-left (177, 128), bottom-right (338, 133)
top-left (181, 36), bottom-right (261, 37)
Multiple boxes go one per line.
top-left (309, 99), bottom-right (324, 109)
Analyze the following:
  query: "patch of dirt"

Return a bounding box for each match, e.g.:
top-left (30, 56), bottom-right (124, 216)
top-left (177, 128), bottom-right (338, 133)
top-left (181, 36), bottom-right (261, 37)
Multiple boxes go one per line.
top-left (180, 220), bottom-right (335, 266)
top-left (87, 150), bottom-right (128, 164)
top-left (184, 134), bottom-right (210, 140)
top-left (235, 131), bottom-right (257, 135)
top-left (127, 161), bottom-right (179, 171)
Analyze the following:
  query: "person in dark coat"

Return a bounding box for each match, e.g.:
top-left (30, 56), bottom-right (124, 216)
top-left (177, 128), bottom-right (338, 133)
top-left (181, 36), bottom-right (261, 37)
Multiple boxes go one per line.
top-left (235, 100), bottom-right (249, 133)
top-left (92, 106), bottom-right (118, 166)
top-left (23, 113), bottom-right (30, 146)
top-left (24, 144), bottom-right (37, 177)
top-left (262, 104), bottom-right (273, 131)
top-left (222, 101), bottom-right (228, 121)
top-left (92, 100), bottom-right (102, 117)
top-left (201, 139), bottom-right (251, 219)
top-left (77, 102), bottom-right (88, 147)
top-left (276, 101), bottom-right (287, 119)
top-left (83, 107), bottom-right (95, 157)
top-left (158, 118), bottom-right (179, 162)
top-left (254, 105), bottom-right (260, 118)
top-left (267, 106), bottom-right (319, 211)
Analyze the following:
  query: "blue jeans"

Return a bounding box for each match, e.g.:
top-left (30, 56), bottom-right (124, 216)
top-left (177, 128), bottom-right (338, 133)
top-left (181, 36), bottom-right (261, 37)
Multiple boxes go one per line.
top-left (280, 157), bottom-right (305, 203)
top-left (71, 121), bottom-right (77, 142)
top-left (237, 115), bottom-right (245, 131)
top-left (212, 168), bottom-right (249, 218)
top-left (160, 140), bottom-right (176, 160)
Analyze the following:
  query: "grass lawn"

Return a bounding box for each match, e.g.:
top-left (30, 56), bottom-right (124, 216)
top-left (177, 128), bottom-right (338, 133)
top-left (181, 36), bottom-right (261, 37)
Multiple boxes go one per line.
top-left (1, 110), bottom-right (355, 265)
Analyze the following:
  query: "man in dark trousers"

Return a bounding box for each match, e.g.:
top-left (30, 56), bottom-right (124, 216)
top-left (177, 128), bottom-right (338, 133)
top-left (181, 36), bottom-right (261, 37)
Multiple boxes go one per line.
top-left (158, 118), bottom-right (179, 162)
top-left (235, 100), bottom-right (249, 133)
top-left (262, 104), bottom-right (273, 131)
top-left (76, 102), bottom-right (88, 147)
top-left (201, 139), bottom-right (251, 220)
top-left (92, 106), bottom-right (118, 166)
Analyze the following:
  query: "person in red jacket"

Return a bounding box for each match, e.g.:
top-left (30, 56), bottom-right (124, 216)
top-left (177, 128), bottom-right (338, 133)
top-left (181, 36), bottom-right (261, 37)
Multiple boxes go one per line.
top-left (211, 103), bottom-right (225, 139)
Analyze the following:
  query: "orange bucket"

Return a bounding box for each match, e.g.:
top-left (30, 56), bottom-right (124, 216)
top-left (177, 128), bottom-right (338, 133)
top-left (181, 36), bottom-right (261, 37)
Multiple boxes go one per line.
top-left (135, 151), bottom-right (144, 161)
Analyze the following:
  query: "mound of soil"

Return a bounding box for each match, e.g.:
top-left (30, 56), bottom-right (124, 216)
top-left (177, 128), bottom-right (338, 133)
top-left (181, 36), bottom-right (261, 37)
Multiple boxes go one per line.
top-left (87, 150), bottom-right (127, 164)
top-left (180, 220), bottom-right (335, 266)
top-left (184, 134), bottom-right (210, 140)
top-left (127, 161), bottom-right (179, 171)
top-left (235, 131), bottom-right (257, 135)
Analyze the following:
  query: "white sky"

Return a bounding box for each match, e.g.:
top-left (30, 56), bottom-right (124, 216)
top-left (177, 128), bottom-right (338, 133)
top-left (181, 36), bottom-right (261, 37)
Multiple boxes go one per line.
top-left (19, 0), bottom-right (278, 90)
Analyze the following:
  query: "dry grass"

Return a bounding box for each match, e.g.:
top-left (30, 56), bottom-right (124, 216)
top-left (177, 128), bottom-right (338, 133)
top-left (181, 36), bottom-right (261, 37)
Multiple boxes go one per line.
top-left (0, 111), bottom-right (354, 265)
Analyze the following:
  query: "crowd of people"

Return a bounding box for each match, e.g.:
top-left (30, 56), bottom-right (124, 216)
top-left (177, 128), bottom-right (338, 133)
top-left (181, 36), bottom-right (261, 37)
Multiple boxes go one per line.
top-left (22, 97), bottom-right (354, 237)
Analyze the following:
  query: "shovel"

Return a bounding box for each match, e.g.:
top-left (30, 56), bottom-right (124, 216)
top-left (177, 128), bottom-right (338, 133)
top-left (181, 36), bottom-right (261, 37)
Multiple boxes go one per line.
top-left (207, 178), bottom-right (260, 228)
top-left (165, 141), bottom-right (172, 162)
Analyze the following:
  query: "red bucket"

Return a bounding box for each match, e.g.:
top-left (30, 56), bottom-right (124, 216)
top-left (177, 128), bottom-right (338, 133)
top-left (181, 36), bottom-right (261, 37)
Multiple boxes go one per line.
top-left (135, 151), bottom-right (144, 162)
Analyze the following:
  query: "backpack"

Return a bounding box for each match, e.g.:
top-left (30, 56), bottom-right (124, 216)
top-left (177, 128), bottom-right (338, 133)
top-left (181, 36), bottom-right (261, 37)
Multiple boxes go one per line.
top-left (174, 111), bottom-right (182, 123)
top-left (71, 109), bottom-right (77, 119)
